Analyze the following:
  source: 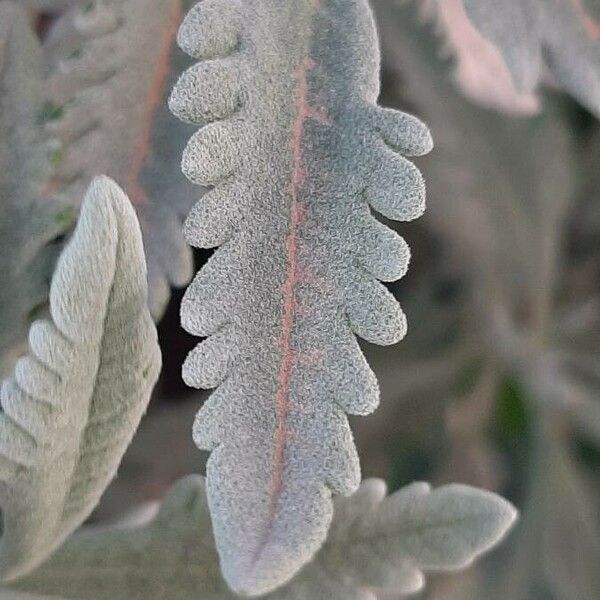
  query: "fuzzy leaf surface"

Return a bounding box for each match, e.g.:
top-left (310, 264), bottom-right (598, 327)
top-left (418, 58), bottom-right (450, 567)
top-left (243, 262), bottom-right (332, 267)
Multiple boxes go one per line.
top-left (0, 176), bottom-right (161, 581)
top-left (43, 0), bottom-right (196, 319)
top-left (463, 0), bottom-right (600, 117)
top-left (169, 0), bottom-right (432, 593)
top-left (6, 477), bottom-right (516, 600)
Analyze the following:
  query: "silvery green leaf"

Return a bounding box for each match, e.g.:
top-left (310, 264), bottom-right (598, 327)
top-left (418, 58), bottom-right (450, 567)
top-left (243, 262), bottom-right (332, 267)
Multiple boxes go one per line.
top-left (42, 0), bottom-right (196, 319)
top-left (7, 477), bottom-right (516, 600)
top-left (0, 176), bottom-right (161, 582)
top-left (0, 1), bottom-right (72, 378)
top-left (7, 477), bottom-right (228, 600)
top-left (169, 0), bottom-right (432, 593)
top-left (272, 479), bottom-right (517, 599)
top-left (462, 0), bottom-right (600, 117)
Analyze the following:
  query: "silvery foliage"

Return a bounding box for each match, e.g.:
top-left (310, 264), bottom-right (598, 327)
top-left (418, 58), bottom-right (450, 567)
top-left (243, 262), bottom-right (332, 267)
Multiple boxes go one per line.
top-left (168, 0), bottom-right (436, 592)
top-left (419, 0), bottom-right (541, 116)
top-left (0, 176), bottom-right (161, 581)
top-left (6, 476), bottom-right (516, 600)
top-left (0, 0), bottom-right (519, 598)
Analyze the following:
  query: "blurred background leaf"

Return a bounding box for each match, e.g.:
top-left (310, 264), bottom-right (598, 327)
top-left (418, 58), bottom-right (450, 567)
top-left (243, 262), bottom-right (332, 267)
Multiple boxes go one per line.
top-left (39, 0), bottom-right (198, 319)
top-left (0, 1), bottom-right (73, 380)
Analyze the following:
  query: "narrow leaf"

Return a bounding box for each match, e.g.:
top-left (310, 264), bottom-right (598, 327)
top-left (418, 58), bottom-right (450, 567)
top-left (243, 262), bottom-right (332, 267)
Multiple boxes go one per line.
top-left (0, 176), bottom-right (161, 581)
top-left (170, 0), bottom-right (432, 593)
top-left (7, 478), bottom-right (516, 600)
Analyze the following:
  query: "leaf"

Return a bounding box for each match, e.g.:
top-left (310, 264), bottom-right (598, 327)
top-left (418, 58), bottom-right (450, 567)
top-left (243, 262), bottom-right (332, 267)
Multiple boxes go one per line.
top-left (0, 176), bottom-right (161, 581)
top-left (0, 1), bottom-right (72, 379)
top-left (8, 477), bottom-right (227, 600)
top-left (280, 480), bottom-right (516, 600)
top-left (422, 0), bottom-right (540, 115)
top-left (169, 0), bottom-right (432, 593)
top-left (6, 477), bottom-right (516, 600)
top-left (462, 0), bottom-right (600, 117)
top-left (42, 0), bottom-right (196, 319)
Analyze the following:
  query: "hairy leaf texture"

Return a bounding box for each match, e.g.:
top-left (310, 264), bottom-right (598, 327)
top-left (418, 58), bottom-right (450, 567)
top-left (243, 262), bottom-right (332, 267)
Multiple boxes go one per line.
top-left (462, 0), bottom-right (600, 117)
top-left (7, 477), bottom-right (516, 600)
top-left (0, 1), bottom-right (72, 379)
top-left (8, 477), bottom-right (227, 600)
top-left (270, 480), bottom-right (516, 600)
top-left (0, 176), bottom-right (161, 581)
top-left (169, 0), bottom-right (432, 593)
top-left (42, 0), bottom-right (196, 319)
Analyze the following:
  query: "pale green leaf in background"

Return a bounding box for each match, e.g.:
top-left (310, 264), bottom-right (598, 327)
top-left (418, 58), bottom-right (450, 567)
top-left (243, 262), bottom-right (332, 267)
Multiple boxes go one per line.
top-left (486, 417), bottom-right (600, 600)
top-left (0, 176), bottom-right (161, 581)
top-left (422, 0), bottom-right (541, 115)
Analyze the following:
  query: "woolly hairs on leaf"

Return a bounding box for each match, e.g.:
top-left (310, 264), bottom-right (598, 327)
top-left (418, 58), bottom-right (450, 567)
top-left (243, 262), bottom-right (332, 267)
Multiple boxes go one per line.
top-left (5, 477), bottom-right (517, 600)
top-left (0, 176), bottom-right (161, 582)
top-left (169, 0), bottom-right (432, 594)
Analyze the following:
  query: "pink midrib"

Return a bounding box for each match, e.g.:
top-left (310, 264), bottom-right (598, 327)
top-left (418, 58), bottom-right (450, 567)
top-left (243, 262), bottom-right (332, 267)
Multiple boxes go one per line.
top-left (253, 52), bottom-right (330, 567)
top-left (270, 57), bottom-right (313, 513)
